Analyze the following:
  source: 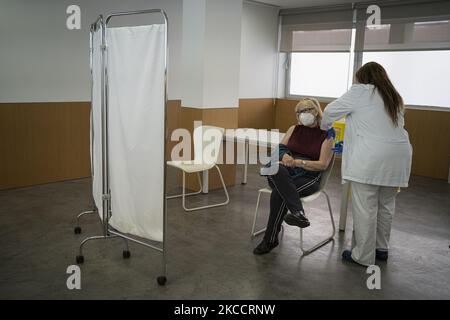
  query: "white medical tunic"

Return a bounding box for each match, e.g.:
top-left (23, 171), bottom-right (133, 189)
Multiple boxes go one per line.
top-left (321, 84), bottom-right (412, 187)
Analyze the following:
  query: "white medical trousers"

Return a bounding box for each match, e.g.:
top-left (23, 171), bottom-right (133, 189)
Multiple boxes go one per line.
top-left (350, 181), bottom-right (398, 266)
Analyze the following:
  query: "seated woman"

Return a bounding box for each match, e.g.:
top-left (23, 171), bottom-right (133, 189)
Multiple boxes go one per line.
top-left (254, 98), bottom-right (334, 255)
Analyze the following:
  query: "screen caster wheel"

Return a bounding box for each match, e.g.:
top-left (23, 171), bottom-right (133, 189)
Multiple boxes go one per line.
top-left (76, 255), bottom-right (84, 264)
top-left (122, 250), bottom-right (131, 259)
top-left (74, 226), bottom-right (82, 234)
top-left (157, 276), bottom-right (167, 286)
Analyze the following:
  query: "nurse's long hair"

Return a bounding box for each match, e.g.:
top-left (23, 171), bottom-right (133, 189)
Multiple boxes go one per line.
top-left (356, 62), bottom-right (404, 127)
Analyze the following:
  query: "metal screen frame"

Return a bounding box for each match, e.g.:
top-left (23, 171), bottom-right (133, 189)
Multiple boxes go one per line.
top-left (74, 10), bottom-right (169, 286)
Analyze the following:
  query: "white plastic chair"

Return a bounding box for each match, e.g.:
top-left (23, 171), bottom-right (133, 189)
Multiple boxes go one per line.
top-left (251, 154), bottom-right (336, 255)
top-left (167, 125), bottom-right (230, 211)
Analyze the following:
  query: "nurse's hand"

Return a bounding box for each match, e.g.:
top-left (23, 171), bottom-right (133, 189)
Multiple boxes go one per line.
top-left (326, 128), bottom-right (336, 140)
top-left (332, 141), bottom-right (344, 154)
top-left (281, 154), bottom-right (295, 167)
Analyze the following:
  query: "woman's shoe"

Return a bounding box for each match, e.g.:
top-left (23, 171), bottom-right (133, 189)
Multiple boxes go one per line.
top-left (283, 211), bottom-right (310, 228)
top-left (253, 239), bottom-right (279, 255)
top-left (376, 249), bottom-right (388, 261)
top-left (341, 250), bottom-right (366, 267)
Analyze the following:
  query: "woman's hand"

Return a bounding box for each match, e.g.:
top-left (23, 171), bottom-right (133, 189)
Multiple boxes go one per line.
top-left (293, 159), bottom-right (304, 168)
top-left (281, 153), bottom-right (295, 167)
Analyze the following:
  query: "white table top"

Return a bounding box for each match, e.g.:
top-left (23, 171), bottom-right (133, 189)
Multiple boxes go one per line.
top-left (224, 128), bottom-right (285, 146)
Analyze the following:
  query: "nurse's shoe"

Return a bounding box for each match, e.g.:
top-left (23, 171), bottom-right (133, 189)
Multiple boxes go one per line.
top-left (376, 249), bottom-right (388, 261)
top-left (341, 250), bottom-right (366, 267)
top-left (253, 239), bottom-right (279, 255)
top-left (283, 210), bottom-right (310, 228)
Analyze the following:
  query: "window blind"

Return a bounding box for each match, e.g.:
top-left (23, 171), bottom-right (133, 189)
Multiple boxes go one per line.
top-left (355, 0), bottom-right (450, 51)
top-left (280, 5), bottom-right (354, 52)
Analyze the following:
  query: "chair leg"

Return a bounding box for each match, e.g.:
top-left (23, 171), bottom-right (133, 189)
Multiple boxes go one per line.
top-left (166, 171), bottom-right (202, 199)
top-left (215, 165), bottom-right (230, 205)
top-left (251, 191), bottom-right (267, 238)
top-left (299, 191), bottom-right (336, 255)
top-left (181, 166), bottom-right (230, 212)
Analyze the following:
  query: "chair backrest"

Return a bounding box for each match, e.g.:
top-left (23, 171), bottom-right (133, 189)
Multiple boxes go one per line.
top-left (318, 153), bottom-right (335, 191)
top-left (193, 125), bottom-right (225, 165)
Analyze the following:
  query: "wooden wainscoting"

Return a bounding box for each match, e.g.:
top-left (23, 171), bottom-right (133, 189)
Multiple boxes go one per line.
top-left (404, 108), bottom-right (450, 180)
top-left (238, 98), bottom-right (275, 129)
top-left (274, 99), bottom-right (297, 132)
top-left (4, 98), bottom-right (445, 190)
top-left (0, 102), bottom-right (91, 190)
top-left (166, 100), bottom-right (182, 160)
top-left (1, 100), bottom-right (183, 190)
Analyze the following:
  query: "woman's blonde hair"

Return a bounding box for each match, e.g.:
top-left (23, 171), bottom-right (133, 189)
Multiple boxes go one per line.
top-left (295, 97), bottom-right (323, 120)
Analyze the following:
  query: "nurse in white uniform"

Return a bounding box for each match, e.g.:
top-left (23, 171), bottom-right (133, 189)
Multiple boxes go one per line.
top-left (321, 62), bottom-right (412, 266)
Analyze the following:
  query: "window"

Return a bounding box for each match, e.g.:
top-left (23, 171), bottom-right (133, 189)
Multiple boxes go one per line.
top-left (363, 50), bottom-right (450, 107)
top-left (289, 52), bottom-right (353, 99)
top-left (281, 2), bottom-right (450, 108)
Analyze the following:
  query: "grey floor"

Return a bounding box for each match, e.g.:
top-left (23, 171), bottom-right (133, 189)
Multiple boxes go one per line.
top-left (0, 163), bottom-right (449, 300)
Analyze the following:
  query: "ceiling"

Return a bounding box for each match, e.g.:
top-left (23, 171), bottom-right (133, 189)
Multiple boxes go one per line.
top-left (251, 0), bottom-right (368, 9)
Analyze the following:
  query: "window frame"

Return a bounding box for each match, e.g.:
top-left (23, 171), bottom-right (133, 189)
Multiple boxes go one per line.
top-left (284, 27), bottom-right (450, 112)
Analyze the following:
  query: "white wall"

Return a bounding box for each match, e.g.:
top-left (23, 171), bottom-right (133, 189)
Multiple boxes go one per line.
top-left (239, 1), bottom-right (279, 99)
top-left (181, 0), bottom-right (206, 107)
top-left (0, 0), bottom-right (182, 102)
top-left (203, 0), bottom-right (242, 108)
top-left (182, 0), bottom-right (242, 109)
top-left (0, 0), bottom-right (281, 103)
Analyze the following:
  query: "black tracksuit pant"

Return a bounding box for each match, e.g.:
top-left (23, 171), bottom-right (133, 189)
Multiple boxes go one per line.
top-left (264, 165), bottom-right (321, 244)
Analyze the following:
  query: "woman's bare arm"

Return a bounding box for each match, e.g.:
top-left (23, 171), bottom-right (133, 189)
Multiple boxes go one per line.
top-left (280, 125), bottom-right (295, 145)
top-left (294, 137), bottom-right (334, 171)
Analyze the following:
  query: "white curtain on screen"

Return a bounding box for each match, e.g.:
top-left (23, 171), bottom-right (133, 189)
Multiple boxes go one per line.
top-left (91, 29), bottom-right (104, 220)
top-left (91, 24), bottom-right (165, 242)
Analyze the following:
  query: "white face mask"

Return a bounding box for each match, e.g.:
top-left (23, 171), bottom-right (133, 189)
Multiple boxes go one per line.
top-left (299, 112), bottom-right (316, 127)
